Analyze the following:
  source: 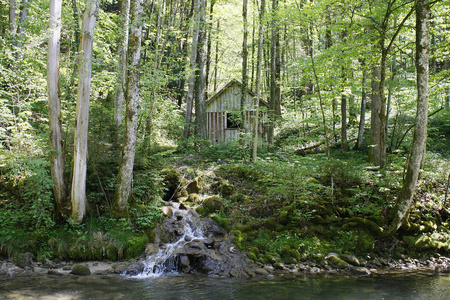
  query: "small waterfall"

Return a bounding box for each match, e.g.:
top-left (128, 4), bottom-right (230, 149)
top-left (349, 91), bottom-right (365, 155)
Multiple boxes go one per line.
top-left (133, 203), bottom-right (207, 278)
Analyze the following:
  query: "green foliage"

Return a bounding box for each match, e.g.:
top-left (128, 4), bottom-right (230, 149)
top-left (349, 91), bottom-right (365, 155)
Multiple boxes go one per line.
top-left (428, 109), bottom-right (450, 157)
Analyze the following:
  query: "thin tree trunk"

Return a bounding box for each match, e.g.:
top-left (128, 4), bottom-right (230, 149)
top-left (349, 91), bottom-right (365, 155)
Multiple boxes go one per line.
top-left (114, 0), bottom-right (130, 126)
top-left (71, 0), bottom-right (81, 52)
top-left (16, 0), bottom-right (28, 35)
top-left (252, 0), bottom-right (265, 162)
top-left (183, 0), bottom-right (200, 139)
top-left (213, 20), bottom-right (219, 93)
top-left (241, 0), bottom-right (249, 146)
top-left (369, 66), bottom-right (382, 166)
top-left (341, 93), bottom-right (348, 150)
top-left (355, 63), bottom-right (367, 150)
top-left (388, 0), bottom-right (430, 235)
top-left (71, 0), bottom-right (100, 223)
top-left (194, 0), bottom-right (207, 139)
top-left (9, 0), bottom-right (16, 34)
top-left (205, 0), bottom-right (215, 100)
top-left (113, 0), bottom-right (143, 218)
top-left (47, 0), bottom-right (66, 219)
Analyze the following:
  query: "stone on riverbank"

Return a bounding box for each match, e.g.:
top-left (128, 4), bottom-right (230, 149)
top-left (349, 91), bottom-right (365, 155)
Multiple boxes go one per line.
top-left (71, 264), bottom-right (91, 276)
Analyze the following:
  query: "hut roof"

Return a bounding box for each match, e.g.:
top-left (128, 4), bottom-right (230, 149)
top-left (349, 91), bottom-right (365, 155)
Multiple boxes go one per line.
top-left (206, 79), bottom-right (268, 108)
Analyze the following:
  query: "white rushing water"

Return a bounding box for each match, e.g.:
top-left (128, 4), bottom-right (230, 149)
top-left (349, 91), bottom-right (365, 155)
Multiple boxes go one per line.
top-left (133, 203), bottom-right (207, 278)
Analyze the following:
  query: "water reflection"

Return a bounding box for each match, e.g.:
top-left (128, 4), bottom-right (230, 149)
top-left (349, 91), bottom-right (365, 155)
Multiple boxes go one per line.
top-left (1, 271), bottom-right (450, 299)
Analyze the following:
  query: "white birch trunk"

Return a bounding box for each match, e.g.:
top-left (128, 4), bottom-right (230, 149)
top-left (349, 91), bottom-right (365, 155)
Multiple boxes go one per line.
top-left (114, 0), bottom-right (130, 126)
top-left (71, 0), bottom-right (99, 223)
top-left (47, 0), bottom-right (66, 217)
top-left (113, 0), bottom-right (143, 217)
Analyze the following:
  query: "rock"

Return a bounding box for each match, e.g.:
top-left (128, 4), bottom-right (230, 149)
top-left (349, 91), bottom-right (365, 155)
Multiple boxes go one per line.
top-left (187, 193), bottom-right (200, 203)
top-left (161, 168), bottom-right (183, 201)
top-left (351, 266), bottom-right (371, 275)
top-left (71, 264), bottom-right (91, 276)
top-left (266, 274), bottom-right (276, 280)
top-left (200, 195), bottom-right (225, 214)
top-left (186, 177), bottom-right (202, 194)
top-left (48, 270), bottom-right (64, 276)
top-left (16, 252), bottom-right (33, 269)
top-left (112, 261), bottom-right (145, 276)
top-left (161, 206), bottom-right (173, 217)
top-left (220, 182), bottom-right (234, 198)
top-left (145, 243), bottom-right (160, 256)
top-left (340, 254), bottom-right (360, 266)
top-left (255, 267), bottom-right (269, 275)
top-left (43, 258), bottom-right (58, 269)
top-left (327, 256), bottom-right (350, 269)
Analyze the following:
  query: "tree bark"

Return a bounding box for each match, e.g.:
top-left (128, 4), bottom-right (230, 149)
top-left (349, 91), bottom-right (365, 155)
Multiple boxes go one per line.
top-left (388, 0), bottom-right (430, 235)
top-left (369, 66), bottom-right (382, 166)
top-left (355, 62), bottom-right (367, 150)
top-left (47, 0), bottom-right (66, 219)
top-left (114, 0), bottom-right (130, 126)
top-left (341, 93), bottom-right (348, 150)
top-left (9, 0), bottom-right (16, 34)
top-left (16, 0), bottom-right (28, 36)
top-left (268, 0), bottom-right (280, 145)
top-left (183, 0), bottom-right (200, 139)
top-left (252, 0), bottom-right (265, 161)
top-left (194, 0), bottom-right (207, 139)
top-left (113, 0), bottom-right (143, 218)
top-left (71, 0), bottom-right (100, 223)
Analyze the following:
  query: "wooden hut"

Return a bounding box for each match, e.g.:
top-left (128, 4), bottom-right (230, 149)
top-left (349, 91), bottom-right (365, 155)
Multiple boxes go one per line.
top-left (206, 79), bottom-right (267, 145)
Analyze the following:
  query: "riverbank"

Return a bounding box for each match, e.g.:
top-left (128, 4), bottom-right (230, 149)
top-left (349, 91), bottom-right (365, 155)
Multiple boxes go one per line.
top-left (3, 253), bottom-right (450, 279)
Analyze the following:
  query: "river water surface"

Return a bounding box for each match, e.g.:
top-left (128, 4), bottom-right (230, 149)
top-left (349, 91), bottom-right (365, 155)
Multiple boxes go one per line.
top-left (2, 270), bottom-right (450, 299)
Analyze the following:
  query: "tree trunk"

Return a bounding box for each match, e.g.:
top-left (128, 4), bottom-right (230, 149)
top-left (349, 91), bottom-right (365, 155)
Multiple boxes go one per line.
top-left (71, 0), bottom-right (81, 52)
top-left (252, 0), bottom-right (265, 161)
top-left (241, 0), bottom-right (248, 143)
top-left (268, 0), bottom-right (280, 145)
top-left (369, 66), bottom-right (382, 166)
top-left (70, 0), bottom-right (100, 223)
top-left (16, 0), bottom-right (28, 36)
top-left (341, 93), bottom-right (348, 150)
top-left (9, 0), bottom-right (16, 34)
top-left (114, 0), bottom-right (130, 126)
top-left (213, 20), bottom-right (219, 93)
top-left (205, 0), bottom-right (215, 100)
top-left (47, 0), bottom-right (66, 219)
top-left (388, 0), bottom-right (430, 235)
top-left (183, 0), bottom-right (200, 139)
top-left (113, 0), bottom-right (143, 218)
top-left (194, 0), bottom-right (207, 139)
top-left (355, 63), bottom-right (367, 150)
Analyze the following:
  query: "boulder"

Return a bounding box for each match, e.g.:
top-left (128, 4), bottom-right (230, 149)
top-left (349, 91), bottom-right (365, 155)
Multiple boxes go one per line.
top-left (112, 261), bottom-right (145, 276)
top-left (71, 264), bottom-right (91, 276)
top-left (200, 195), bottom-right (225, 214)
top-left (15, 252), bottom-right (33, 269)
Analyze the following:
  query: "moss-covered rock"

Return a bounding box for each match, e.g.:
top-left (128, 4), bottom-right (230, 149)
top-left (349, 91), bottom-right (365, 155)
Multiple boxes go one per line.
top-left (71, 264), bottom-right (91, 276)
top-left (199, 195), bottom-right (225, 214)
top-left (327, 255), bottom-right (350, 269)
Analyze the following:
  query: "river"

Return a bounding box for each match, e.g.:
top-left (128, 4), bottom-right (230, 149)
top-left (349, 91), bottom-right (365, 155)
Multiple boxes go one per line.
top-left (1, 270), bottom-right (450, 299)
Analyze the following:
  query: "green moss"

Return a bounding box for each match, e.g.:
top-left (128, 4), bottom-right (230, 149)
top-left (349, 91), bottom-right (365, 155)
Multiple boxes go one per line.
top-left (247, 252), bottom-right (257, 261)
top-left (328, 256), bottom-right (350, 269)
top-left (125, 236), bottom-right (148, 259)
top-left (212, 213), bottom-right (231, 232)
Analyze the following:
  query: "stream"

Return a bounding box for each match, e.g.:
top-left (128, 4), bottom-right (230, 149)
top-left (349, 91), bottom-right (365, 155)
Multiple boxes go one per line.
top-left (2, 271), bottom-right (450, 299)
